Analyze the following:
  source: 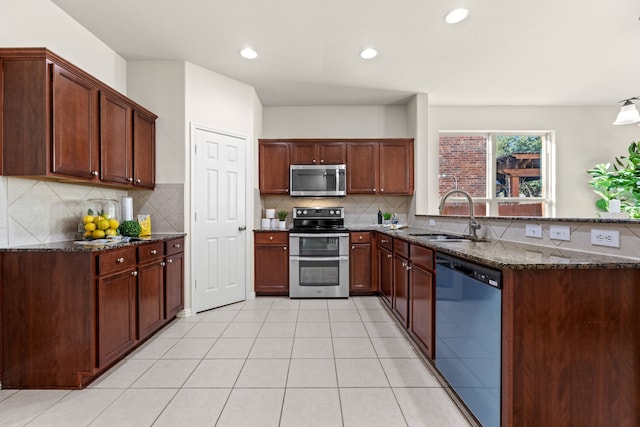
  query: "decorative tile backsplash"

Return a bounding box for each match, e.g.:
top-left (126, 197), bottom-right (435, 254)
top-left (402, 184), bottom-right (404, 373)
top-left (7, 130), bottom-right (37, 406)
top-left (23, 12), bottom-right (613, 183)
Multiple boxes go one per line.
top-left (0, 177), bottom-right (183, 247)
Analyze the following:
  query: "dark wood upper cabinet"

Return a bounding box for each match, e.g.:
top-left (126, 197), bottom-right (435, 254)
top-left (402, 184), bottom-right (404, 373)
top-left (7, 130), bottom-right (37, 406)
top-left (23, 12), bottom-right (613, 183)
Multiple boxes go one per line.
top-left (259, 140), bottom-right (290, 194)
top-left (346, 142), bottom-right (378, 194)
top-left (0, 48), bottom-right (156, 188)
top-left (291, 141), bottom-right (346, 165)
top-left (347, 139), bottom-right (414, 195)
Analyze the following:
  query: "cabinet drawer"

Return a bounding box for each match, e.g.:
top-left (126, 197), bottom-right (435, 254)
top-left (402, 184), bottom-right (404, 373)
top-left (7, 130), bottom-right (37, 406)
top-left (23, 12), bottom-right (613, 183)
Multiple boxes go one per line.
top-left (394, 239), bottom-right (409, 258)
top-left (410, 244), bottom-right (434, 271)
top-left (255, 232), bottom-right (289, 245)
top-left (350, 232), bottom-right (371, 244)
top-left (165, 237), bottom-right (185, 256)
top-left (98, 247), bottom-right (136, 275)
top-left (138, 242), bottom-right (165, 263)
top-left (378, 234), bottom-right (393, 251)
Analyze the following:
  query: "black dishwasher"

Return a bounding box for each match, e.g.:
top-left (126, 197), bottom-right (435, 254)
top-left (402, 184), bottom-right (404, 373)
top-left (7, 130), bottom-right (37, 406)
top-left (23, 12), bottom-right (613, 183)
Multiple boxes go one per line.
top-left (435, 253), bottom-right (502, 427)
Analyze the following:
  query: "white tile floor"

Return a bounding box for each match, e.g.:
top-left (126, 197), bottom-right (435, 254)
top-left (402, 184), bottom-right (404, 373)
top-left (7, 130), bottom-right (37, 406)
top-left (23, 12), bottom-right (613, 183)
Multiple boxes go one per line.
top-left (0, 296), bottom-right (472, 427)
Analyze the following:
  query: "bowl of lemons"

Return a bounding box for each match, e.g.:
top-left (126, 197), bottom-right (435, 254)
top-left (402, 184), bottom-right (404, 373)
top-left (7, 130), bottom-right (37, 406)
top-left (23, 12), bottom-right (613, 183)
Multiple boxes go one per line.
top-left (82, 199), bottom-right (120, 240)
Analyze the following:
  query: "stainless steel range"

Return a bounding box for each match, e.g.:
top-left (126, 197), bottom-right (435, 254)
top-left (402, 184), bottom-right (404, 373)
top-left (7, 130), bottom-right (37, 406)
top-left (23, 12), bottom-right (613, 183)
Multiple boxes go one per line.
top-left (289, 207), bottom-right (349, 298)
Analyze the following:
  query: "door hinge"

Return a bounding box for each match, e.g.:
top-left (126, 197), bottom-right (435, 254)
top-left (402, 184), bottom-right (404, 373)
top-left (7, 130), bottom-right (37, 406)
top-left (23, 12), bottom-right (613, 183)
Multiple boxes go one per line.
top-left (194, 211), bottom-right (197, 221)
top-left (194, 144), bottom-right (197, 154)
top-left (194, 279), bottom-right (197, 290)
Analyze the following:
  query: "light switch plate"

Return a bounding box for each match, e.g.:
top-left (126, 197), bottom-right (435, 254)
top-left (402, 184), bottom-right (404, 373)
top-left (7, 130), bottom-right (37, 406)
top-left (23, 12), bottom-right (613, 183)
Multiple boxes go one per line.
top-left (590, 229), bottom-right (620, 248)
top-left (549, 225), bottom-right (570, 241)
top-left (525, 224), bottom-right (543, 238)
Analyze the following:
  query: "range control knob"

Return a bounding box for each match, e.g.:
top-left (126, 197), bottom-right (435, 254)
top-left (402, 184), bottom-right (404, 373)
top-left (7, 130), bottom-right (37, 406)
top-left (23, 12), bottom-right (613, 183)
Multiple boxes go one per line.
top-left (303, 210), bottom-right (307, 215)
top-left (297, 210), bottom-right (302, 215)
top-left (329, 210), bottom-right (334, 215)
top-left (335, 209), bottom-right (341, 215)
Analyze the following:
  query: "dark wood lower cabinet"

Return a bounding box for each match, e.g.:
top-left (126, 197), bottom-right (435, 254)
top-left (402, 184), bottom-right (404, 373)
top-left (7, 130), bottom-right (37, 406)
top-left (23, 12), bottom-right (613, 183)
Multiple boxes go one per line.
top-left (349, 232), bottom-right (376, 294)
top-left (0, 237), bottom-right (185, 389)
top-left (378, 245), bottom-right (393, 308)
top-left (254, 231), bottom-right (289, 295)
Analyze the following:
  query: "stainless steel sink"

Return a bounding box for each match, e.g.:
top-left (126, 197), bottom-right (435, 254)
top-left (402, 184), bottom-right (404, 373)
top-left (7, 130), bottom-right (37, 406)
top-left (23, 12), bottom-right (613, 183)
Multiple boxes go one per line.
top-left (407, 233), bottom-right (488, 242)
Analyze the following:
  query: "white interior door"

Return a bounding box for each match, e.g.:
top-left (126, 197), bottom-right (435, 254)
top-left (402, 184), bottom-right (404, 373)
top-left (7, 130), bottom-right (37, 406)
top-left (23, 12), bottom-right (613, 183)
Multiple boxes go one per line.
top-left (191, 125), bottom-right (246, 313)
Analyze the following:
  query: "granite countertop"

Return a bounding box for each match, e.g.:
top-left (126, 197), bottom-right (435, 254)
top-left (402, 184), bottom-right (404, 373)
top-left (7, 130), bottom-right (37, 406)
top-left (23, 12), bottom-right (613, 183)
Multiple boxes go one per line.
top-left (376, 227), bottom-right (640, 270)
top-left (0, 233), bottom-right (186, 253)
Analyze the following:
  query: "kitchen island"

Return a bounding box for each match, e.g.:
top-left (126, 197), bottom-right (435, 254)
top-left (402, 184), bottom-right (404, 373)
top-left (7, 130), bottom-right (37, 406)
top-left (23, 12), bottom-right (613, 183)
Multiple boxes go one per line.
top-left (373, 227), bottom-right (640, 427)
top-left (0, 234), bottom-right (186, 389)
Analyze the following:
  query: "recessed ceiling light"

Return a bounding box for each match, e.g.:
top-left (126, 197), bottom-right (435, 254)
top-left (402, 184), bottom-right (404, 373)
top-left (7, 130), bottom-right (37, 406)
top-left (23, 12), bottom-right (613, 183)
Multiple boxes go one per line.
top-left (445, 8), bottom-right (469, 24)
top-left (360, 48), bottom-right (378, 59)
top-left (240, 48), bottom-right (258, 59)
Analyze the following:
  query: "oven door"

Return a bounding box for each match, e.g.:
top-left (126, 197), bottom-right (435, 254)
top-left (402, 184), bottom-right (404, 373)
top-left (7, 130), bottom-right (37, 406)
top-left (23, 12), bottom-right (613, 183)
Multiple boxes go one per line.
top-left (289, 255), bottom-right (349, 298)
top-left (290, 233), bottom-right (348, 257)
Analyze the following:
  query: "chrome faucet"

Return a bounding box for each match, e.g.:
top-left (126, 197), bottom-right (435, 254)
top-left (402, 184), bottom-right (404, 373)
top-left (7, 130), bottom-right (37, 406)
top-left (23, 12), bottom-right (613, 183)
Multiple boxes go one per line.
top-left (438, 189), bottom-right (481, 240)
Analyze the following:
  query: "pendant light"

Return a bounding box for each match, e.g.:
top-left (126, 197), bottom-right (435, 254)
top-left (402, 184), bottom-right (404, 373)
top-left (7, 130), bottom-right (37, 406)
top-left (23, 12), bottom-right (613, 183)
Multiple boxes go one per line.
top-left (613, 97), bottom-right (640, 125)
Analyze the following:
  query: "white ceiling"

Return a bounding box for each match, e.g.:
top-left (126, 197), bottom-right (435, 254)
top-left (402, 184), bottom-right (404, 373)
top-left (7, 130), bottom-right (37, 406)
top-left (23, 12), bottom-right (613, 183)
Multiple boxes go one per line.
top-left (52, 0), bottom-right (640, 107)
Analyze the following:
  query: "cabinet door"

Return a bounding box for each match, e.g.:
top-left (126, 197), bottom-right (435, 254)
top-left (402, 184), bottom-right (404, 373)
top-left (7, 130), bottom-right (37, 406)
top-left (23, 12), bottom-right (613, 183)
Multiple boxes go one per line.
top-left (379, 141), bottom-right (414, 195)
top-left (379, 247), bottom-right (393, 307)
top-left (393, 254), bottom-right (410, 327)
top-left (409, 265), bottom-right (434, 359)
top-left (254, 244), bottom-right (289, 295)
top-left (97, 269), bottom-right (137, 367)
top-left (138, 261), bottom-right (165, 340)
top-left (51, 63), bottom-right (99, 179)
top-left (346, 143), bottom-right (378, 194)
top-left (132, 109), bottom-right (156, 188)
top-left (100, 92), bottom-right (132, 185)
top-left (318, 142), bottom-right (346, 164)
top-left (165, 252), bottom-right (184, 319)
top-left (259, 142), bottom-right (290, 194)
top-left (350, 243), bottom-right (372, 292)
top-left (290, 142), bottom-right (317, 164)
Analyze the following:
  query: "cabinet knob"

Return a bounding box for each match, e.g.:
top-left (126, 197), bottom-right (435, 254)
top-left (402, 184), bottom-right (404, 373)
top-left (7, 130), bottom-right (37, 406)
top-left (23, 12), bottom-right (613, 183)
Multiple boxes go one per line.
top-left (381, 239), bottom-right (387, 243)
top-left (174, 243), bottom-right (181, 248)
top-left (283, 246), bottom-right (287, 251)
top-left (407, 265), bottom-right (412, 271)
top-left (127, 177), bottom-right (133, 182)
top-left (269, 236), bottom-right (273, 240)
top-left (387, 254), bottom-right (392, 259)
top-left (351, 245), bottom-right (355, 250)
top-left (131, 271), bottom-right (138, 276)
top-left (359, 235), bottom-right (363, 240)
top-left (161, 261), bottom-right (166, 267)
top-left (135, 179), bottom-right (141, 184)
top-left (91, 171), bottom-right (99, 176)
top-left (373, 188), bottom-right (376, 192)
top-left (167, 259), bottom-right (173, 264)
top-left (285, 188), bottom-right (289, 193)
top-left (312, 159), bottom-right (316, 163)
top-left (401, 261), bottom-right (407, 267)
top-left (380, 188), bottom-right (384, 192)
top-left (150, 249), bottom-right (157, 255)
top-left (116, 257), bottom-right (125, 263)
top-left (320, 159), bottom-right (324, 163)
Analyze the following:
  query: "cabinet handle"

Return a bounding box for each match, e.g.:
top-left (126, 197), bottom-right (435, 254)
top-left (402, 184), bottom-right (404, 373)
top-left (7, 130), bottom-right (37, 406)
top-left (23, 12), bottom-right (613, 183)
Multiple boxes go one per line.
top-left (116, 257), bottom-right (125, 263)
top-left (150, 249), bottom-right (157, 255)
top-left (131, 271), bottom-right (138, 276)
top-left (406, 265), bottom-right (412, 271)
top-left (127, 177), bottom-right (133, 182)
top-left (387, 254), bottom-right (392, 259)
top-left (91, 170), bottom-right (99, 176)
top-left (167, 259), bottom-right (173, 264)
top-left (135, 179), bottom-right (141, 184)
top-left (381, 239), bottom-right (387, 243)
top-left (401, 261), bottom-right (407, 267)
top-left (174, 243), bottom-right (181, 248)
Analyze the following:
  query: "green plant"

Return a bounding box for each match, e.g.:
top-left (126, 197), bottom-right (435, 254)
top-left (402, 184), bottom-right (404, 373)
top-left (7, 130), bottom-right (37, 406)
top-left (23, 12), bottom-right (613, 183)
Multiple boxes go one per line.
top-left (586, 140), bottom-right (640, 218)
top-left (276, 210), bottom-right (288, 221)
top-left (118, 220), bottom-right (142, 237)
top-left (382, 212), bottom-right (393, 220)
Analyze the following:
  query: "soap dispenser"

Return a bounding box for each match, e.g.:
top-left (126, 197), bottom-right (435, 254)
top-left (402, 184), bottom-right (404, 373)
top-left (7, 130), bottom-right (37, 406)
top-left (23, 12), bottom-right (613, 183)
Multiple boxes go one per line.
top-left (377, 207), bottom-right (383, 224)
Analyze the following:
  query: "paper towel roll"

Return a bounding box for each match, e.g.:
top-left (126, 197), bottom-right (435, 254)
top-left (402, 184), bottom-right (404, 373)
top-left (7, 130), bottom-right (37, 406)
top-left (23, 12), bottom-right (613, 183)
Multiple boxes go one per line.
top-left (609, 199), bottom-right (621, 213)
top-left (265, 209), bottom-right (276, 219)
top-left (121, 197), bottom-right (133, 221)
top-left (261, 218), bottom-right (271, 229)
top-left (271, 218), bottom-right (278, 228)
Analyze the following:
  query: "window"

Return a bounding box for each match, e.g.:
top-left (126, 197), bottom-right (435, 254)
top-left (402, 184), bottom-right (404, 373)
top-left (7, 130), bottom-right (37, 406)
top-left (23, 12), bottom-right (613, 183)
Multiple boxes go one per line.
top-left (438, 132), bottom-right (554, 217)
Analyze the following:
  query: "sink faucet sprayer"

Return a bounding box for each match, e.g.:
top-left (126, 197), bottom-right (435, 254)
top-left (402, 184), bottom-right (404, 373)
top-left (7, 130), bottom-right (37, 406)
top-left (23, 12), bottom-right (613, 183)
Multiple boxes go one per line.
top-left (438, 189), bottom-right (481, 240)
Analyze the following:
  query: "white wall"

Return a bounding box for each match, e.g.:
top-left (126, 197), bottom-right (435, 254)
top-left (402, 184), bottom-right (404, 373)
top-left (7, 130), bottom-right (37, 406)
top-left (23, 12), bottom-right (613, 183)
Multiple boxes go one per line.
top-left (1, 0), bottom-right (127, 93)
top-left (425, 106), bottom-right (640, 218)
top-left (263, 105), bottom-right (410, 138)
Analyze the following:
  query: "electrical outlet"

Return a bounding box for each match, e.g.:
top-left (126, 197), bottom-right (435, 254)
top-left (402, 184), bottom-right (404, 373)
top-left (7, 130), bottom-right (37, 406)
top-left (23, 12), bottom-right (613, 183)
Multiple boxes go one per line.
top-left (525, 224), bottom-right (542, 238)
top-left (549, 225), bottom-right (571, 241)
top-left (590, 229), bottom-right (620, 248)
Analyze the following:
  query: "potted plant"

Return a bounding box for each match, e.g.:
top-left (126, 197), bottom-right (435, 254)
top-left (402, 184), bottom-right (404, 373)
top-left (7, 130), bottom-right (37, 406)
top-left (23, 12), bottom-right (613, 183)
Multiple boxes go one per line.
top-left (277, 210), bottom-right (288, 229)
top-left (382, 212), bottom-right (393, 224)
top-left (587, 140), bottom-right (640, 218)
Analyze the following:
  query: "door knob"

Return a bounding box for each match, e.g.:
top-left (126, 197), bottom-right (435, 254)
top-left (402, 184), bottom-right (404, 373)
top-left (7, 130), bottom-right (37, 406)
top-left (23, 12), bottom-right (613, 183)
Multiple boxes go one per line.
top-left (238, 226), bottom-right (247, 231)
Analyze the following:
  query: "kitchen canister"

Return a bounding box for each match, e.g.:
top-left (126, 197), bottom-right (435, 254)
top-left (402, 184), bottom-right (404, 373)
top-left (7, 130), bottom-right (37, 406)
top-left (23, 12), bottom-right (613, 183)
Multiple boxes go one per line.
top-left (121, 196), bottom-right (134, 221)
top-left (265, 209), bottom-right (276, 219)
top-left (261, 218), bottom-right (271, 229)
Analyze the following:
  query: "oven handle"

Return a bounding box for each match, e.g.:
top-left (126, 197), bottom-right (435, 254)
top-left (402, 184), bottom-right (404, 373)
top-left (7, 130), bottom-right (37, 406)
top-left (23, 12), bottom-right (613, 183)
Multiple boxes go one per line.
top-left (289, 233), bottom-right (349, 238)
top-left (290, 256), bottom-right (349, 262)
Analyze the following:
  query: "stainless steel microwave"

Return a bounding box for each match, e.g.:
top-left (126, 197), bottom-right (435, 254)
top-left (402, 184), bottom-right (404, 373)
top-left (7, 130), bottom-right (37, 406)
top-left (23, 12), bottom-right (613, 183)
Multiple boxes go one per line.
top-left (290, 164), bottom-right (346, 197)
